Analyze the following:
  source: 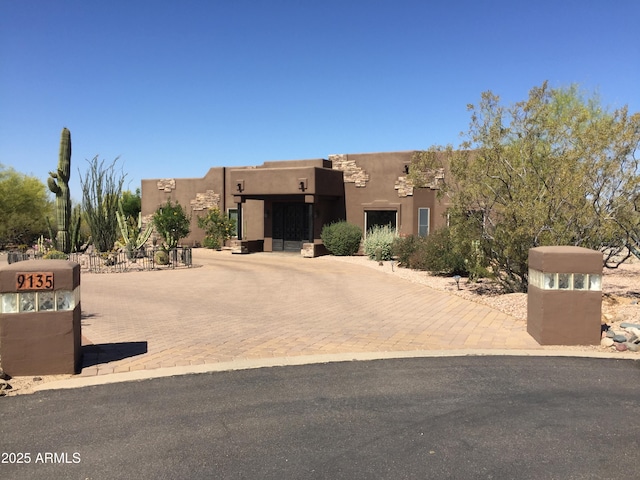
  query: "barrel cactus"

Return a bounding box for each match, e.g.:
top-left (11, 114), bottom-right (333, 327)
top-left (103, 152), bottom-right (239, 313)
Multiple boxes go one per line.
top-left (47, 128), bottom-right (72, 253)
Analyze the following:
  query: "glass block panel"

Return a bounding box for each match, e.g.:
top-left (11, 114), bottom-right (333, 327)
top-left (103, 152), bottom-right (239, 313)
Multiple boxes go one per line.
top-left (1, 293), bottom-right (18, 313)
top-left (38, 291), bottom-right (55, 311)
top-left (573, 273), bottom-right (586, 290)
top-left (19, 292), bottom-right (36, 312)
top-left (56, 290), bottom-right (75, 311)
top-left (588, 274), bottom-right (602, 291)
top-left (528, 269), bottom-right (539, 289)
top-left (558, 273), bottom-right (571, 290)
top-left (543, 273), bottom-right (556, 290)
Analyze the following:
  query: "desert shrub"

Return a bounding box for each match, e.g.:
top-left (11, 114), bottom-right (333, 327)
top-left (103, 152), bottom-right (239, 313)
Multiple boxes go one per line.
top-left (419, 227), bottom-right (468, 276)
top-left (43, 249), bottom-right (68, 260)
top-left (363, 225), bottom-right (398, 261)
top-left (392, 235), bottom-right (425, 267)
top-left (320, 221), bottom-right (362, 256)
top-left (152, 200), bottom-right (191, 250)
top-left (197, 207), bottom-right (236, 250)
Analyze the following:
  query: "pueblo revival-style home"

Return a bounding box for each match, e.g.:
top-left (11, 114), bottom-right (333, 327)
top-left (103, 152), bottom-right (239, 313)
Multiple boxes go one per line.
top-left (140, 151), bottom-right (450, 257)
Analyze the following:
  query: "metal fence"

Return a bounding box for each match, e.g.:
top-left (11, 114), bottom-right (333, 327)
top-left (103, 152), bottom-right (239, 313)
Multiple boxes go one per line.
top-left (5, 247), bottom-right (193, 273)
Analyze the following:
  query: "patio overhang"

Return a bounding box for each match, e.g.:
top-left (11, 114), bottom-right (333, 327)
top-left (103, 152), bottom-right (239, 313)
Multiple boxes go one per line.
top-left (230, 166), bottom-right (344, 203)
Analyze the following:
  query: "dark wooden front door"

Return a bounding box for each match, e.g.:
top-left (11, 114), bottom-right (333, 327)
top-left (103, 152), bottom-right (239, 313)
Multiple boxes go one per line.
top-left (272, 203), bottom-right (310, 251)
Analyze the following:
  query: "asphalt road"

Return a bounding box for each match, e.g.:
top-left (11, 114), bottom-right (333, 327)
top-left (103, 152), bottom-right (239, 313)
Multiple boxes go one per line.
top-left (1, 356), bottom-right (639, 480)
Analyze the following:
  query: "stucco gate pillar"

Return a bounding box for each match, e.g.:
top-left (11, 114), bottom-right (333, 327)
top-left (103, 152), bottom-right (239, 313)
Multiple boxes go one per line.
top-left (527, 246), bottom-right (602, 345)
top-left (0, 260), bottom-right (82, 375)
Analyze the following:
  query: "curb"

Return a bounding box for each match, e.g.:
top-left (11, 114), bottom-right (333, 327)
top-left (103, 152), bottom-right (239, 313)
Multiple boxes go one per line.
top-left (34, 349), bottom-right (640, 392)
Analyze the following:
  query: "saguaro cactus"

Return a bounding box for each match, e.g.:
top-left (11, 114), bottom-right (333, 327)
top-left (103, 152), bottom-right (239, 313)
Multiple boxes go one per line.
top-left (47, 128), bottom-right (72, 253)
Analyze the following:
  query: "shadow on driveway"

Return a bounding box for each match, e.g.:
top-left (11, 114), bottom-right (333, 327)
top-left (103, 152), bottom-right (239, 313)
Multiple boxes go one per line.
top-left (81, 341), bottom-right (148, 368)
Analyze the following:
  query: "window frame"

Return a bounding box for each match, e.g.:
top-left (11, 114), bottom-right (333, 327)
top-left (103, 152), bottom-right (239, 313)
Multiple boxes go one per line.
top-left (418, 207), bottom-right (430, 237)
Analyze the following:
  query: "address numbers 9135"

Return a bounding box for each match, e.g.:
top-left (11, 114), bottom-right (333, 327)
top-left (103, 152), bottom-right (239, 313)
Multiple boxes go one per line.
top-left (16, 272), bottom-right (54, 291)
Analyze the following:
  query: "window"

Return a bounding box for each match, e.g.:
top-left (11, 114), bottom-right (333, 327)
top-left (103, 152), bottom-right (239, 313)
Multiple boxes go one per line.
top-left (365, 210), bottom-right (397, 233)
top-left (418, 208), bottom-right (430, 237)
top-left (227, 208), bottom-right (238, 238)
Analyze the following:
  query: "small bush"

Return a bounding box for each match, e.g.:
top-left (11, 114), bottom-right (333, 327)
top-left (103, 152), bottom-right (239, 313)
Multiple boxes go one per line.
top-left (419, 227), bottom-right (468, 275)
top-left (363, 225), bottom-right (398, 261)
top-left (392, 235), bottom-right (424, 267)
top-left (392, 230), bottom-right (472, 275)
top-left (197, 207), bottom-right (236, 249)
top-left (43, 249), bottom-right (68, 260)
top-left (321, 221), bottom-right (362, 256)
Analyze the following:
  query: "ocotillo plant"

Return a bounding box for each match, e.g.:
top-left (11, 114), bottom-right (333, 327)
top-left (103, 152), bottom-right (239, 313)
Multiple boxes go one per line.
top-left (47, 128), bottom-right (72, 253)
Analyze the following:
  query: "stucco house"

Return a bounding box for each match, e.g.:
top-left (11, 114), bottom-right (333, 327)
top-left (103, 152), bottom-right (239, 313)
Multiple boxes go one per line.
top-left (140, 150), bottom-right (450, 256)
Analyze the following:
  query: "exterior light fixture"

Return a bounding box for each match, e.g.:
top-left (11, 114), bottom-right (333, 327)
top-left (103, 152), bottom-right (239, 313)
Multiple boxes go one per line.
top-left (453, 275), bottom-right (461, 290)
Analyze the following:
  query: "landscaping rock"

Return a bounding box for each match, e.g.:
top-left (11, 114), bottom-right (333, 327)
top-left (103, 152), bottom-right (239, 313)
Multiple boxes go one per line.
top-left (626, 342), bottom-right (640, 352)
top-left (626, 327), bottom-right (640, 339)
top-left (620, 322), bottom-right (640, 330)
top-left (612, 334), bottom-right (628, 343)
top-left (601, 337), bottom-right (614, 347)
top-left (615, 343), bottom-right (628, 352)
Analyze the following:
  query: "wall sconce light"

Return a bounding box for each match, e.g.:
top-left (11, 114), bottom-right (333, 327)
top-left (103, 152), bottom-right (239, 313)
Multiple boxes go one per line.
top-left (403, 164), bottom-right (410, 174)
top-left (236, 180), bottom-right (244, 193)
top-left (298, 178), bottom-right (307, 192)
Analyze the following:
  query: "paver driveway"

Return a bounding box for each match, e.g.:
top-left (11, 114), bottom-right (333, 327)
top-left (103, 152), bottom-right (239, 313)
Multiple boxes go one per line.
top-left (78, 249), bottom-right (541, 376)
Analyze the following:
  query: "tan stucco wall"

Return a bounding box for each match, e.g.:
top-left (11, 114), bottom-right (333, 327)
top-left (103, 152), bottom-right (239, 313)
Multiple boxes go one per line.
top-left (141, 167), bottom-right (229, 246)
top-left (334, 151), bottom-right (446, 236)
top-left (140, 151), bottom-right (451, 248)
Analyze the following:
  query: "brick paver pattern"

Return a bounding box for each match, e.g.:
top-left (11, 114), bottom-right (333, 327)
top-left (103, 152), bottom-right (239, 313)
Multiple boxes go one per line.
top-left (78, 250), bottom-right (541, 376)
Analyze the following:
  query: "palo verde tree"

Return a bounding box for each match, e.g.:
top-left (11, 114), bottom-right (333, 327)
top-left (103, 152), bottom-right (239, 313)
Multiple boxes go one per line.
top-left (410, 82), bottom-right (640, 293)
top-left (79, 156), bottom-right (126, 252)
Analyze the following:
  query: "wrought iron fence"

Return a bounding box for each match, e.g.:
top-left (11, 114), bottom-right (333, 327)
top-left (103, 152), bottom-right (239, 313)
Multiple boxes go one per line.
top-left (5, 247), bottom-right (193, 273)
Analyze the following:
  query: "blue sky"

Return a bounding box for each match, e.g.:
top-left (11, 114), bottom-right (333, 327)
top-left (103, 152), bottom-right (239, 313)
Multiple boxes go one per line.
top-left (1, 0), bottom-right (638, 200)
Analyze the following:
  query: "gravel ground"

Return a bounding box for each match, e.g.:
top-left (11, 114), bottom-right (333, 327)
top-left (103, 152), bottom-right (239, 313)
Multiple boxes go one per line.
top-left (3, 253), bottom-right (640, 396)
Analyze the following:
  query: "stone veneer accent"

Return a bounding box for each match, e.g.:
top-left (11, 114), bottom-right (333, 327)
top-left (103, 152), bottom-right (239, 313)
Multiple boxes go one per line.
top-left (157, 179), bottom-right (176, 192)
top-left (190, 190), bottom-right (220, 211)
top-left (329, 154), bottom-right (369, 187)
top-left (394, 176), bottom-right (414, 197)
top-left (395, 167), bottom-right (445, 197)
top-left (412, 168), bottom-right (445, 189)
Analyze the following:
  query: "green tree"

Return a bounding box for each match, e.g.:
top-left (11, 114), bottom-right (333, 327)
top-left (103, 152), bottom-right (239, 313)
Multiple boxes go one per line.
top-left (197, 207), bottom-right (235, 249)
top-left (153, 200), bottom-right (191, 250)
top-left (79, 156), bottom-right (126, 252)
top-left (120, 188), bottom-right (141, 219)
top-left (0, 165), bottom-right (53, 248)
top-left (410, 82), bottom-right (640, 293)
